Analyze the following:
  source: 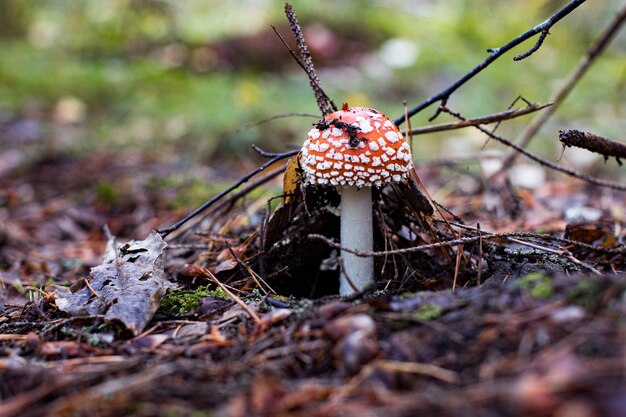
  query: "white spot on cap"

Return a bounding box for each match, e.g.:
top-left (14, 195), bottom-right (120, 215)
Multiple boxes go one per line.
top-left (331, 127), bottom-right (343, 137)
top-left (386, 147), bottom-right (396, 156)
top-left (318, 142), bottom-right (330, 152)
top-left (392, 174), bottom-right (402, 181)
top-left (369, 141), bottom-right (379, 151)
top-left (385, 131), bottom-right (401, 143)
top-left (308, 129), bottom-right (321, 139)
top-left (355, 116), bottom-right (373, 133)
top-left (372, 157), bottom-right (381, 167)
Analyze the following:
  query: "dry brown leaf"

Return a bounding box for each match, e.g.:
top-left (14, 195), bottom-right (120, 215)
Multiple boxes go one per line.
top-left (281, 154), bottom-right (302, 205)
top-left (55, 232), bottom-right (175, 336)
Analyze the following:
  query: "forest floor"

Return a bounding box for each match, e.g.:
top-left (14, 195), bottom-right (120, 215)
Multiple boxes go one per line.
top-left (1, 121), bottom-right (625, 417)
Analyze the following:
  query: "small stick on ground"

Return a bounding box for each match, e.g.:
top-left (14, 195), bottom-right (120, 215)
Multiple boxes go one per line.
top-left (203, 268), bottom-right (261, 325)
top-left (477, 223), bottom-right (483, 288)
top-left (337, 256), bottom-right (361, 295)
top-left (83, 278), bottom-right (101, 298)
top-left (452, 232), bottom-right (464, 291)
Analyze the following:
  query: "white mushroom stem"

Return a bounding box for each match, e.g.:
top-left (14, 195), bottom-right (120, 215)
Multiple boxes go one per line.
top-left (339, 186), bottom-right (374, 295)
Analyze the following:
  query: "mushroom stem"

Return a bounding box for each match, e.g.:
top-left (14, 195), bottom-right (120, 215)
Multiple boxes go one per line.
top-left (339, 186), bottom-right (374, 295)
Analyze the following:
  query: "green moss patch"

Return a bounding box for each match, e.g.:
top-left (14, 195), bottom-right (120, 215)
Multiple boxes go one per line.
top-left (516, 272), bottom-right (554, 299)
top-left (159, 285), bottom-right (229, 315)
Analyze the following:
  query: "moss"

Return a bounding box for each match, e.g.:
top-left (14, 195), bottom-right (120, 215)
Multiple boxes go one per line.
top-left (565, 279), bottom-right (604, 309)
top-left (95, 181), bottom-right (119, 205)
top-left (412, 304), bottom-right (444, 320)
top-left (516, 272), bottom-right (554, 299)
top-left (159, 285), bottom-right (229, 315)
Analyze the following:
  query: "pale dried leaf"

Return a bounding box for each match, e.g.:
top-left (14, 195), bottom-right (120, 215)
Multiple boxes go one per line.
top-left (56, 232), bottom-right (175, 336)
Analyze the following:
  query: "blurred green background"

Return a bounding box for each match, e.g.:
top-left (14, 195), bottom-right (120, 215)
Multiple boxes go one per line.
top-left (0, 0), bottom-right (624, 169)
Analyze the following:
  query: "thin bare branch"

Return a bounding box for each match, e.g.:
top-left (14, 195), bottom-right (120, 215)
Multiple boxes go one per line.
top-left (499, 4), bottom-right (626, 168)
top-left (439, 106), bottom-right (626, 191)
top-left (559, 129), bottom-right (626, 166)
top-left (157, 151), bottom-right (298, 238)
top-left (409, 103), bottom-right (552, 136)
top-left (308, 229), bottom-right (624, 258)
top-left (237, 112), bottom-right (319, 135)
top-left (513, 29), bottom-right (549, 61)
top-left (394, 0), bottom-right (588, 127)
top-left (283, 3), bottom-right (336, 116)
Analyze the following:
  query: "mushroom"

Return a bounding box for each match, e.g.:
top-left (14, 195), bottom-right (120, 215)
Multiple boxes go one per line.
top-left (300, 105), bottom-right (413, 295)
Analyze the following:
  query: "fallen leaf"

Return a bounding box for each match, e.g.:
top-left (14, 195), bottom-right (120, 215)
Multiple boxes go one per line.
top-left (56, 231), bottom-right (175, 336)
top-left (281, 154), bottom-right (302, 205)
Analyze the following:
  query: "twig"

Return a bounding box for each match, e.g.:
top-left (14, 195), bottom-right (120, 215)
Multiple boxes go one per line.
top-left (157, 150), bottom-right (298, 238)
top-left (513, 29), bottom-right (549, 61)
top-left (203, 267), bottom-right (261, 324)
top-left (477, 223), bottom-right (483, 288)
top-left (394, 0), bottom-right (588, 127)
top-left (409, 103), bottom-right (552, 136)
top-left (372, 360), bottom-right (460, 384)
top-left (439, 106), bottom-right (626, 192)
top-left (498, 4), bottom-right (626, 169)
top-left (507, 237), bottom-right (603, 276)
top-left (559, 129), bottom-right (626, 166)
top-left (337, 256), bottom-right (360, 294)
top-left (308, 229), bottom-right (624, 258)
top-left (237, 112), bottom-right (319, 134)
top-left (251, 144), bottom-right (291, 158)
top-left (452, 232), bottom-right (463, 291)
top-left (282, 3), bottom-right (336, 116)
top-left (83, 278), bottom-right (101, 298)
top-left (446, 221), bottom-right (625, 256)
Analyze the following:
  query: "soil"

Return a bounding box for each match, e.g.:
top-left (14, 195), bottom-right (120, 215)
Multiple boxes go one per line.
top-left (1, 131), bottom-right (625, 417)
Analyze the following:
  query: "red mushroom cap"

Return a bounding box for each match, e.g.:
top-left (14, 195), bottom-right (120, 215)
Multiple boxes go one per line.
top-left (301, 106), bottom-right (413, 188)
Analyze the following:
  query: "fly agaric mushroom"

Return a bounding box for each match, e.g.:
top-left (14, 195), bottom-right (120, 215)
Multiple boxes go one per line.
top-left (301, 105), bottom-right (413, 295)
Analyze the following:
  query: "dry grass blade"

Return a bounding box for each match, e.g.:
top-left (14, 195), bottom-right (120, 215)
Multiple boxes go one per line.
top-left (203, 267), bottom-right (261, 324)
top-left (373, 360), bottom-right (461, 384)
